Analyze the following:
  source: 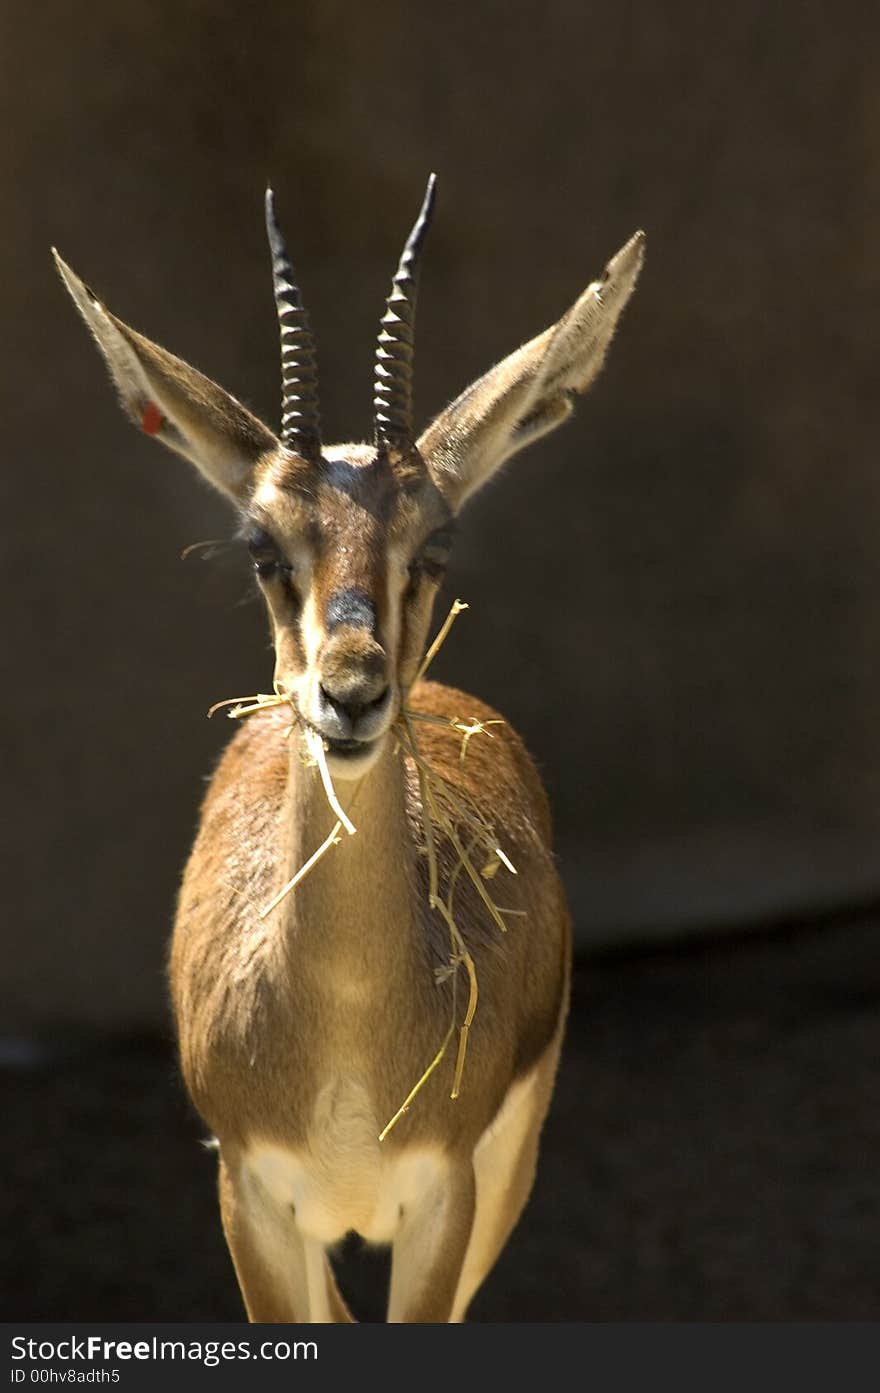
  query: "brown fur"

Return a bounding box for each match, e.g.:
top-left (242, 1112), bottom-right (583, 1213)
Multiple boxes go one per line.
top-left (170, 681), bottom-right (569, 1155)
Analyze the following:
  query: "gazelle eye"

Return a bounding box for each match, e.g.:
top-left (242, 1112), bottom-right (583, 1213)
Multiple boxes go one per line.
top-left (412, 526), bottom-right (454, 581)
top-left (246, 523), bottom-right (293, 585)
top-left (246, 527), bottom-right (283, 576)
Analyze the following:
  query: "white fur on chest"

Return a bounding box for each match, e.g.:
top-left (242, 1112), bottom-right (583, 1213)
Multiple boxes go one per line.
top-left (242, 1076), bottom-right (449, 1245)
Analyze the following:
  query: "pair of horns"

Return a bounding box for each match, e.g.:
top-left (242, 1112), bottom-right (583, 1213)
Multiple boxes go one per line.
top-left (265, 173), bottom-right (437, 463)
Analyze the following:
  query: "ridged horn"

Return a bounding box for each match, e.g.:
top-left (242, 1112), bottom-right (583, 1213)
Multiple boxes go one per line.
top-left (373, 173), bottom-right (437, 456)
top-left (264, 187), bottom-right (321, 460)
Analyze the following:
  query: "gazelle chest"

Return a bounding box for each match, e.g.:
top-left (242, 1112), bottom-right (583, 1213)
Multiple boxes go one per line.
top-left (242, 1075), bottom-right (449, 1245)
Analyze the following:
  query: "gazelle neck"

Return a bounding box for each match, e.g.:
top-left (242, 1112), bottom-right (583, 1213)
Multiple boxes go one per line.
top-left (280, 732), bottom-right (417, 984)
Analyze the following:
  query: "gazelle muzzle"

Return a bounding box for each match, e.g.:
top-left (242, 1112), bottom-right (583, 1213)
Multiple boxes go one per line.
top-left (306, 629), bottom-right (395, 754)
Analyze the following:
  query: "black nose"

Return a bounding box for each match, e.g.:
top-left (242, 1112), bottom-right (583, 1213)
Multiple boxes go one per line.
top-left (318, 682), bottom-right (390, 730)
top-left (318, 630), bottom-right (390, 735)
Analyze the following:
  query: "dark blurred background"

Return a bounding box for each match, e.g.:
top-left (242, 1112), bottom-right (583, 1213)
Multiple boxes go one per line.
top-left (2, 0), bottom-right (879, 1321)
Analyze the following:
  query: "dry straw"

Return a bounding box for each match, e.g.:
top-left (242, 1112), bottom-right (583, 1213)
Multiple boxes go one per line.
top-left (208, 599), bottom-right (520, 1139)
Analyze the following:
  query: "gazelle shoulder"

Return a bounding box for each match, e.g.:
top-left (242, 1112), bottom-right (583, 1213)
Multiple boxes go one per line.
top-left (406, 679), bottom-right (554, 851)
top-left (197, 705), bottom-right (291, 827)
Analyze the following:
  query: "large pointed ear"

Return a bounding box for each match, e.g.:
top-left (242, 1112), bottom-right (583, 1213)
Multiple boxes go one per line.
top-left (53, 250), bottom-right (280, 502)
top-left (418, 230), bottom-right (645, 510)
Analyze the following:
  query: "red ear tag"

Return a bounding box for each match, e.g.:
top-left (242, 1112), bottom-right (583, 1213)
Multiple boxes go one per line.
top-left (141, 402), bottom-right (164, 436)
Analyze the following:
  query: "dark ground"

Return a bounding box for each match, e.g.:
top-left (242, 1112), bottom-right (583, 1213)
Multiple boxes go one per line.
top-left (4, 911), bottom-right (880, 1322)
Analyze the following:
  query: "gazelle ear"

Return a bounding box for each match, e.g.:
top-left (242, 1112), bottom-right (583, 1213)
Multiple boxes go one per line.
top-left (418, 230), bottom-right (645, 510)
top-left (53, 250), bottom-right (279, 502)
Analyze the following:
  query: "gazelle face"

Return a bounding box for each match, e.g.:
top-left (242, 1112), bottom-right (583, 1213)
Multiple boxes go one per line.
top-left (55, 175), bottom-right (643, 787)
top-left (247, 443), bottom-right (453, 776)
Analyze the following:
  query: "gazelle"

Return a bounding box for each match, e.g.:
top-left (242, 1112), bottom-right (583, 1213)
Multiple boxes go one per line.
top-left (54, 177), bottom-right (643, 1323)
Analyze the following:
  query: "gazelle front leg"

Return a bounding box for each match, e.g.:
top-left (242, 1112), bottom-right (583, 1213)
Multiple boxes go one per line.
top-left (218, 1156), bottom-right (354, 1323)
top-left (387, 1163), bottom-right (476, 1322)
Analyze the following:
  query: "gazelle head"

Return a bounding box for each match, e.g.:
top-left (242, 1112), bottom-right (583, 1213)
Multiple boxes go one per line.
top-left (54, 178), bottom-right (644, 779)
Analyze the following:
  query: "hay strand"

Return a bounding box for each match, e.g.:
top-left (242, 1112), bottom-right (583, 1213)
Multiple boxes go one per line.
top-left (207, 692), bottom-right (288, 721)
top-left (434, 839), bottom-right (480, 1102)
top-left (258, 820), bottom-right (343, 919)
top-left (414, 598), bottom-right (468, 684)
top-left (377, 1020), bottom-right (456, 1143)
top-left (306, 728), bottom-right (357, 836)
top-left (379, 704), bottom-right (517, 1138)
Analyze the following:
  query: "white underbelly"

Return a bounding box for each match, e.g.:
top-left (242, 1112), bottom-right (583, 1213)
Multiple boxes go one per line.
top-left (242, 1075), bottom-right (449, 1245)
top-left (239, 1059), bottom-right (546, 1249)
